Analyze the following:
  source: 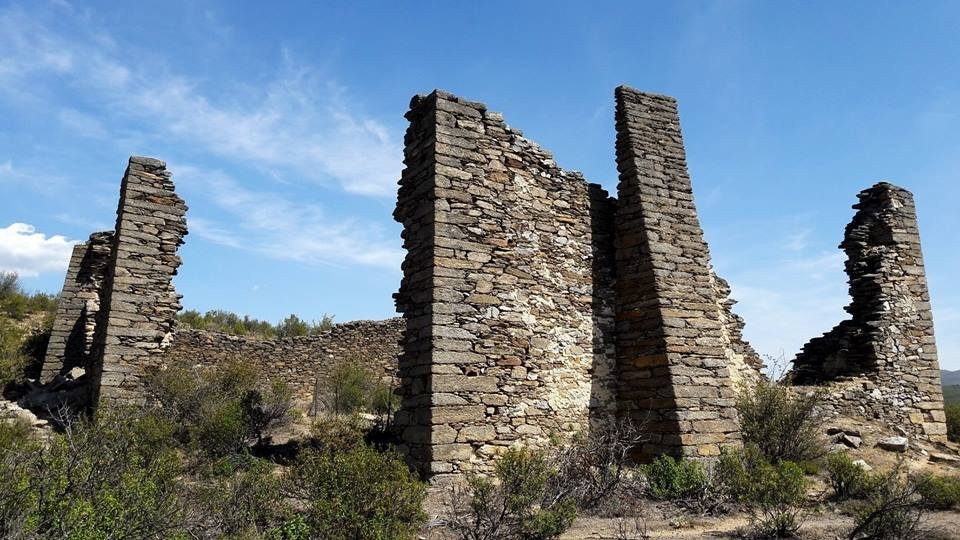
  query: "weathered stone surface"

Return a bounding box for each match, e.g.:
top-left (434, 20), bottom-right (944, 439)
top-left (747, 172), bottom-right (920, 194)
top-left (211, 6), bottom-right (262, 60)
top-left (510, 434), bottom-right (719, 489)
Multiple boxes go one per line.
top-left (394, 89), bottom-right (621, 476)
top-left (791, 183), bottom-right (947, 441)
top-left (877, 436), bottom-right (909, 452)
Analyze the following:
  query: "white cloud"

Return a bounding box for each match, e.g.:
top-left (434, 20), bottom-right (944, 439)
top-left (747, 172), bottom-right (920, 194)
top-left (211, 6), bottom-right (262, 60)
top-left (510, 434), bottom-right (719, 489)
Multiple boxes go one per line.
top-left (0, 5), bottom-right (402, 198)
top-left (176, 165), bottom-right (402, 270)
top-left (0, 223), bottom-right (76, 277)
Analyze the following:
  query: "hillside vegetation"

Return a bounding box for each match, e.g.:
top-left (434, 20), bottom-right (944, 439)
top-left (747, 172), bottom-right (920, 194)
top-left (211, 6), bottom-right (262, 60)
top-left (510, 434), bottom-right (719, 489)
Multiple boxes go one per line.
top-left (0, 272), bottom-right (56, 388)
top-left (177, 309), bottom-right (335, 339)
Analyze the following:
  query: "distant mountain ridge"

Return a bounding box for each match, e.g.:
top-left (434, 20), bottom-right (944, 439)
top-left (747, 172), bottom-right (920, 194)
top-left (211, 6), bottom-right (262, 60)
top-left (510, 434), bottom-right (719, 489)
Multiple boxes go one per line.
top-left (942, 369), bottom-right (960, 386)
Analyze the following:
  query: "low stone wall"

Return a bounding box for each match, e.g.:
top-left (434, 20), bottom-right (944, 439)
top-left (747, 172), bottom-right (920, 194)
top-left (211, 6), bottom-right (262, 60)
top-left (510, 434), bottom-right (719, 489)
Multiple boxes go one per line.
top-left (164, 318), bottom-right (404, 406)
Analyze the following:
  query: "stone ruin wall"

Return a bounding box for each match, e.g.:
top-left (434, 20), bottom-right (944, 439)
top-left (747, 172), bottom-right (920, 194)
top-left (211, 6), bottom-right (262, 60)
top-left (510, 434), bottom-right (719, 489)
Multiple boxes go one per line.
top-left (791, 183), bottom-right (947, 440)
top-left (40, 231), bottom-right (113, 383)
top-left (393, 90), bottom-right (619, 480)
top-left (39, 88), bottom-right (946, 481)
top-left (164, 318), bottom-right (404, 406)
top-left (87, 157), bottom-right (188, 406)
top-left (393, 87), bottom-right (761, 478)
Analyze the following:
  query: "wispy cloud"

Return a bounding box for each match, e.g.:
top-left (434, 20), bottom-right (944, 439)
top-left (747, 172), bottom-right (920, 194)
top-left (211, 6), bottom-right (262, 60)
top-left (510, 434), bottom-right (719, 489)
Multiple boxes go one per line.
top-left (0, 159), bottom-right (72, 195)
top-left (0, 223), bottom-right (76, 277)
top-left (785, 228), bottom-right (811, 251)
top-left (175, 165), bottom-right (402, 270)
top-left (0, 4), bottom-right (402, 198)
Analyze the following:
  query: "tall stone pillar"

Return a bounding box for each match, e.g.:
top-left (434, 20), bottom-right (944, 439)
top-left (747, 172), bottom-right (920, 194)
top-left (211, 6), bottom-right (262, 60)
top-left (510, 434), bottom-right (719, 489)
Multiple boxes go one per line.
top-left (89, 156), bottom-right (187, 407)
top-left (40, 232), bottom-right (113, 383)
top-left (613, 86), bottom-right (741, 459)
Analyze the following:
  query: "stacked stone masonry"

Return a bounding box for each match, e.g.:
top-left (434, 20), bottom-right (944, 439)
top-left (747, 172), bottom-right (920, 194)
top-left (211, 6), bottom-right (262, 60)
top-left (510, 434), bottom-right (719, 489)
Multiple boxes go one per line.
top-left (88, 157), bottom-right (188, 406)
top-left (791, 183), bottom-right (947, 441)
top-left (40, 231), bottom-right (113, 383)
top-left (164, 318), bottom-right (404, 406)
top-left (612, 87), bottom-right (745, 459)
top-left (393, 90), bottom-right (620, 480)
top-left (392, 87), bottom-right (762, 478)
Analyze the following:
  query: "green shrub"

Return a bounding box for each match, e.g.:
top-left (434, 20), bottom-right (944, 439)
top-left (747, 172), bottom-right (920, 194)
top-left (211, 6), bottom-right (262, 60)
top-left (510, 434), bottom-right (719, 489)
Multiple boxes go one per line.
top-left (0, 408), bottom-right (185, 538)
top-left (714, 446), bottom-right (807, 538)
top-left (285, 443), bottom-right (427, 539)
top-left (643, 454), bottom-right (709, 501)
top-left (737, 378), bottom-right (826, 463)
top-left (189, 455), bottom-right (289, 536)
top-left (446, 447), bottom-right (577, 540)
top-left (177, 308), bottom-right (335, 338)
top-left (914, 473), bottom-right (960, 510)
top-left (946, 404), bottom-right (960, 443)
top-left (310, 414), bottom-right (367, 453)
top-left (826, 452), bottom-right (872, 500)
top-left (371, 379), bottom-right (400, 429)
top-left (146, 360), bottom-right (296, 457)
top-left (0, 271), bottom-right (57, 320)
top-left (847, 465), bottom-right (926, 540)
top-left (319, 359), bottom-right (377, 415)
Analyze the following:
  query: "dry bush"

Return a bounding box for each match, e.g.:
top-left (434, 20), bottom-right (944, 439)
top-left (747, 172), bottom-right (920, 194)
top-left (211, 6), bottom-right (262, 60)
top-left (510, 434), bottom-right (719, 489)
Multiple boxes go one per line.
top-left (445, 447), bottom-right (577, 540)
top-left (548, 417), bottom-right (646, 511)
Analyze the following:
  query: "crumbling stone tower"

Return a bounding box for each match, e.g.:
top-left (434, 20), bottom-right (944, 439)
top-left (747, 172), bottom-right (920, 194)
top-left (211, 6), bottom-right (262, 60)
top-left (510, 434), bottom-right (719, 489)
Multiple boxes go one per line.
top-left (394, 87), bottom-right (757, 479)
top-left (40, 231), bottom-right (113, 383)
top-left (87, 157), bottom-right (188, 406)
top-left (792, 183), bottom-right (947, 440)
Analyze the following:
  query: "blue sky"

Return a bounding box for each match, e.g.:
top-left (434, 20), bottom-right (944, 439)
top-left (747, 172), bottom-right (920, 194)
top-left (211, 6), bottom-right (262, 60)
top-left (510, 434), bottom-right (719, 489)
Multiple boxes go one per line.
top-left (1, 1), bottom-right (958, 370)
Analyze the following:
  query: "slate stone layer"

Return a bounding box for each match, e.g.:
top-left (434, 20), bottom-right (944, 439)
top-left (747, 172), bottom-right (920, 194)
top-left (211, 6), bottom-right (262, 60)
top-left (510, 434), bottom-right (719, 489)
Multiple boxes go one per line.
top-left (613, 87), bottom-right (741, 458)
top-left (792, 183), bottom-right (947, 440)
top-left (40, 231), bottom-right (113, 383)
top-left (88, 157), bottom-right (187, 406)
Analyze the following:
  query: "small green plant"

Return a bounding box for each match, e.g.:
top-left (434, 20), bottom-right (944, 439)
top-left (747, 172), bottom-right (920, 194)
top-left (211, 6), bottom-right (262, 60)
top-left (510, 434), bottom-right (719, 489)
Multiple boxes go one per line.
top-left (914, 473), bottom-right (960, 510)
top-left (737, 378), bottom-right (826, 463)
top-left (847, 464), bottom-right (926, 540)
top-left (642, 454), bottom-right (709, 501)
top-left (285, 444), bottom-right (427, 539)
top-left (714, 446), bottom-right (807, 538)
top-left (446, 447), bottom-right (578, 540)
top-left (826, 452), bottom-right (872, 500)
